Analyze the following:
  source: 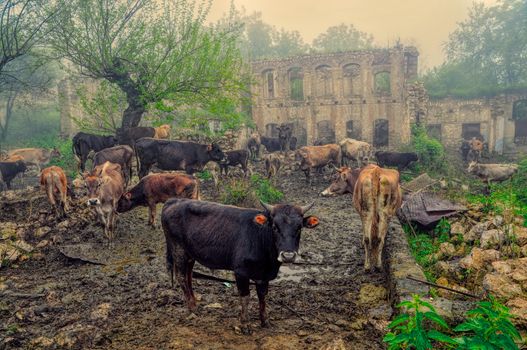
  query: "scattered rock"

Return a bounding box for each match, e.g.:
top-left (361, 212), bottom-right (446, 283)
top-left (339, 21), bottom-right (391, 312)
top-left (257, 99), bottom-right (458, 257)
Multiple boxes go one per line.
top-left (482, 273), bottom-right (522, 299)
top-left (438, 242), bottom-right (456, 259)
top-left (450, 222), bottom-right (465, 235)
top-left (491, 261), bottom-right (512, 274)
top-left (36, 240), bottom-right (50, 249)
top-left (459, 248), bottom-right (500, 270)
top-left (514, 226), bottom-right (527, 246)
top-left (506, 297), bottom-right (527, 328)
top-left (90, 303), bottom-right (111, 321)
top-left (464, 222), bottom-right (488, 243)
top-left (0, 222), bottom-right (18, 240)
top-left (480, 229), bottom-right (504, 249)
top-left (521, 245), bottom-right (527, 258)
top-left (30, 336), bottom-right (55, 348)
top-left (203, 303), bottom-right (222, 309)
top-left (358, 283), bottom-right (387, 306)
top-left (492, 215), bottom-right (504, 227)
top-left (35, 226), bottom-right (51, 238)
top-left (320, 338), bottom-right (347, 350)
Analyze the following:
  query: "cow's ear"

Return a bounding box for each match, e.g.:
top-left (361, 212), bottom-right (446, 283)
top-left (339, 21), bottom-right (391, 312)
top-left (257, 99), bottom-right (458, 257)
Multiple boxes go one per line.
top-left (253, 214), bottom-right (268, 226)
top-left (124, 192), bottom-right (132, 200)
top-left (303, 216), bottom-right (319, 229)
top-left (207, 144), bottom-right (212, 151)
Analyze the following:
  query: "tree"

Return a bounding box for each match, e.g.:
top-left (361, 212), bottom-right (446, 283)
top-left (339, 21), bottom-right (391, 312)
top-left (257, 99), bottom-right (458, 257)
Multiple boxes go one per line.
top-left (47, 0), bottom-right (245, 128)
top-left (0, 0), bottom-right (58, 89)
top-left (312, 24), bottom-right (374, 53)
top-left (272, 29), bottom-right (308, 57)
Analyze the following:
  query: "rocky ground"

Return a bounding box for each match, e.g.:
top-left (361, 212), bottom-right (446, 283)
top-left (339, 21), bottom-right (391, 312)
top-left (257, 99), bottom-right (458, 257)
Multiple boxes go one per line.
top-left (0, 166), bottom-right (395, 350)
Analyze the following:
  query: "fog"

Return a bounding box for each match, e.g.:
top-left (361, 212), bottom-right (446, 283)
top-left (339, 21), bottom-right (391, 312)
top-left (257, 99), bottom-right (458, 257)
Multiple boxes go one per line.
top-left (209, 0), bottom-right (499, 69)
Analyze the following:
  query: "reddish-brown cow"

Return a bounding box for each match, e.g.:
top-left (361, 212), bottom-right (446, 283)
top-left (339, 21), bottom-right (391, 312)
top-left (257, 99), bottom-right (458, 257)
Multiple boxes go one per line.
top-left (321, 166), bottom-right (364, 196)
top-left (353, 164), bottom-right (402, 272)
top-left (84, 162), bottom-right (125, 241)
top-left (40, 166), bottom-right (69, 217)
top-left (117, 173), bottom-right (200, 227)
top-left (296, 144), bottom-right (341, 183)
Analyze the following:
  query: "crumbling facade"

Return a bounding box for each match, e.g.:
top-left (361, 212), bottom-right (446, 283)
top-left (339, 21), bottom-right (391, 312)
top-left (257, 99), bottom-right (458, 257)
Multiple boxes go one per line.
top-left (250, 45), bottom-right (419, 148)
top-left (251, 47), bottom-right (527, 157)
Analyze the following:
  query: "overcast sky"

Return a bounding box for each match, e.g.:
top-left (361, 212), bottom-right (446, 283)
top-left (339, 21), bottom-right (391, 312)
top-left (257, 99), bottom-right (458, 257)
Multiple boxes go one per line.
top-left (208, 0), bottom-right (499, 70)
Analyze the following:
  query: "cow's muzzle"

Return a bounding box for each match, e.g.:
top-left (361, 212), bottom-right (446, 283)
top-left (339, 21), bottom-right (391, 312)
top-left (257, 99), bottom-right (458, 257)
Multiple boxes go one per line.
top-left (321, 188), bottom-right (334, 197)
top-left (278, 251), bottom-right (297, 263)
top-left (87, 198), bottom-right (100, 206)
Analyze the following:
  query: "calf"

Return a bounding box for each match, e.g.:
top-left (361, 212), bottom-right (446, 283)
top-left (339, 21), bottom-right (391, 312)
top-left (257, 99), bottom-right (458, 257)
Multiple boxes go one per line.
top-left (467, 137), bottom-right (484, 162)
top-left (154, 124), bottom-right (171, 139)
top-left (217, 149), bottom-right (249, 176)
top-left (277, 124), bottom-right (292, 152)
top-left (40, 166), bottom-right (69, 217)
top-left (0, 160), bottom-right (27, 190)
top-left (247, 133), bottom-right (261, 160)
top-left (375, 151), bottom-right (418, 171)
top-left (7, 148), bottom-right (61, 172)
top-left (296, 144), bottom-right (341, 183)
top-left (467, 161), bottom-right (518, 185)
top-left (162, 199), bottom-right (319, 334)
top-left (321, 166), bottom-right (364, 196)
top-left (92, 145), bottom-right (134, 186)
top-left (460, 140), bottom-right (471, 162)
top-left (339, 138), bottom-right (372, 167)
top-left (289, 136), bottom-right (298, 151)
top-left (260, 136), bottom-right (281, 153)
top-left (117, 173), bottom-right (200, 227)
top-left (353, 164), bottom-right (402, 272)
top-left (84, 162), bottom-right (125, 241)
top-left (72, 132), bottom-right (118, 172)
top-left (264, 153), bottom-right (282, 179)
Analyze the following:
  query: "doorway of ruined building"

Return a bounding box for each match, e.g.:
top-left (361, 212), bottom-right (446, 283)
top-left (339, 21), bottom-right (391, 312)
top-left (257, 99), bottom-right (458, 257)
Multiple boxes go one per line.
top-left (265, 123), bottom-right (279, 138)
top-left (374, 119), bottom-right (389, 147)
top-left (513, 100), bottom-right (527, 145)
top-left (462, 123), bottom-right (481, 140)
top-left (317, 120), bottom-right (336, 144)
top-left (290, 121), bottom-right (307, 147)
top-left (346, 120), bottom-right (361, 140)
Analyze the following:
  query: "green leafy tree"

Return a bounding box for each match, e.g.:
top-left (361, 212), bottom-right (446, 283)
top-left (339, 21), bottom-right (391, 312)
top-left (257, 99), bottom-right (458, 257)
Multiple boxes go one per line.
top-left (272, 28), bottom-right (308, 57)
top-left (312, 23), bottom-right (374, 53)
top-left (47, 0), bottom-right (245, 128)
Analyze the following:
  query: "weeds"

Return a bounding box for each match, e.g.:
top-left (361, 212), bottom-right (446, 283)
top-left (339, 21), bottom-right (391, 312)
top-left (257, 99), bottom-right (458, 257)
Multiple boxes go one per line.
top-left (219, 174), bottom-right (283, 208)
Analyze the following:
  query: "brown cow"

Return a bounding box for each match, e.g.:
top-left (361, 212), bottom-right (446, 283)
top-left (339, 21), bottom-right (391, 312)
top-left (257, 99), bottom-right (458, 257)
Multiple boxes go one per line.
top-left (117, 173), bottom-right (200, 227)
top-left (353, 164), bottom-right (402, 272)
top-left (40, 166), bottom-right (69, 217)
top-left (84, 162), bottom-right (125, 241)
top-left (92, 145), bottom-right (134, 187)
top-left (468, 137), bottom-right (484, 162)
top-left (321, 166), bottom-right (364, 196)
top-left (296, 144), bottom-right (341, 183)
top-left (4, 155), bottom-right (24, 162)
top-left (339, 138), bottom-right (373, 167)
top-left (264, 153), bottom-right (282, 179)
top-left (8, 148), bottom-right (61, 172)
top-left (154, 124), bottom-right (171, 139)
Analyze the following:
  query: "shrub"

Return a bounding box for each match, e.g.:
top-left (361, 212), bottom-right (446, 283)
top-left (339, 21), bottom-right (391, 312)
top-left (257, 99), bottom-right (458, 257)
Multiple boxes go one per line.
top-left (409, 124), bottom-right (445, 173)
top-left (218, 174), bottom-right (283, 208)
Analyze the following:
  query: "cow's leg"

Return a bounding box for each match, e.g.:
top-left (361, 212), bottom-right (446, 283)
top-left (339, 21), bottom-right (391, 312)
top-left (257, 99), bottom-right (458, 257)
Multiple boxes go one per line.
top-left (235, 274), bottom-right (251, 335)
top-left (256, 281), bottom-right (270, 327)
top-left (173, 246), bottom-right (195, 311)
top-left (186, 258), bottom-right (196, 307)
top-left (148, 201), bottom-right (157, 227)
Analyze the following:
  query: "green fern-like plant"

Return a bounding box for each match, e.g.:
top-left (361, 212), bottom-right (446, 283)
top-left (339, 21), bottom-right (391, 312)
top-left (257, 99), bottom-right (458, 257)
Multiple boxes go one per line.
top-left (383, 294), bottom-right (456, 350)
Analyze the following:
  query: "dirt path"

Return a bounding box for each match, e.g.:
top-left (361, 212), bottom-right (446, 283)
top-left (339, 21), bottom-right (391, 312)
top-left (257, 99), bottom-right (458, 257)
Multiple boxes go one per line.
top-left (0, 170), bottom-right (392, 349)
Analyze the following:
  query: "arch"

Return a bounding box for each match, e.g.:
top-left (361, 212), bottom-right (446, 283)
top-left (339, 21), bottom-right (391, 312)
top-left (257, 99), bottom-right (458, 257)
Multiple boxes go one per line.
top-left (374, 71), bottom-right (391, 95)
top-left (373, 119), bottom-right (389, 147)
top-left (262, 69), bottom-right (275, 99)
top-left (315, 65), bottom-right (333, 97)
top-left (288, 67), bottom-right (304, 101)
top-left (343, 63), bottom-right (361, 97)
top-left (346, 120), bottom-right (361, 139)
top-left (265, 123), bottom-right (279, 138)
top-left (513, 99), bottom-right (527, 144)
top-left (317, 120), bottom-right (335, 144)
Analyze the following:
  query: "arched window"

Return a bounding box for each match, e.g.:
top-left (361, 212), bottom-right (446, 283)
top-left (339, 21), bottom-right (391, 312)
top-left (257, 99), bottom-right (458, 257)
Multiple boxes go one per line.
top-left (315, 65), bottom-right (333, 97)
top-left (343, 64), bottom-right (361, 97)
top-left (317, 120), bottom-right (335, 144)
top-left (346, 120), bottom-right (361, 139)
top-left (374, 119), bottom-right (389, 147)
top-left (374, 71), bottom-right (391, 95)
top-left (265, 123), bottom-right (279, 138)
top-left (513, 100), bottom-right (527, 144)
top-left (288, 67), bottom-right (304, 101)
top-left (262, 69), bottom-right (275, 99)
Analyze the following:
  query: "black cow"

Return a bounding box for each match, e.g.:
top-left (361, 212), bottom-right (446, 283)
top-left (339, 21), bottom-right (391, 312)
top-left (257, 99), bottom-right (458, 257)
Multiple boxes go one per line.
top-left (162, 198), bottom-right (319, 334)
top-left (0, 160), bottom-right (27, 190)
top-left (289, 136), bottom-right (298, 151)
top-left (72, 132), bottom-right (118, 172)
top-left (375, 151), bottom-right (418, 171)
top-left (277, 124), bottom-right (293, 152)
top-left (135, 138), bottom-right (226, 178)
top-left (460, 140), bottom-right (471, 162)
top-left (247, 136), bottom-right (260, 161)
top-left (217, 149), bottom-right (249, 176)
top-left (260, 136), bottom-right (281, 153)
top-left (92, 145), bottom-right (134, 186)
top-left (116, 127), bottom-right (155, 147)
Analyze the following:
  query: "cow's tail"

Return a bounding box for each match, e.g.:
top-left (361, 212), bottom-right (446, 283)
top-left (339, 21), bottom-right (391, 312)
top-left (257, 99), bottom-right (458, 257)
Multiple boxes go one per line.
top-left (370, 167), bottom-right (381, 263)
top-left (134, 142), bottom-right (141, 178)
top-left (166, 241), bottom-right (175, 288)
top-left (72, 139), bottom-right (81, 165)
top-left (192, 178), bottom-right (201, 200)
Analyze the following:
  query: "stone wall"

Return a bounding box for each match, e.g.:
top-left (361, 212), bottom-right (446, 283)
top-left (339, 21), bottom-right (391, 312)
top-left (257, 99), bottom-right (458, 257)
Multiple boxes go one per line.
top-left (250, 45), bottom-right (418, 148)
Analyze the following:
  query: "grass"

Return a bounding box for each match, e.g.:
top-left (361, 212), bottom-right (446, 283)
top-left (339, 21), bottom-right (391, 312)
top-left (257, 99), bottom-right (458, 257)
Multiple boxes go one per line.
top-left (219, 174), bottom-right (283, 208)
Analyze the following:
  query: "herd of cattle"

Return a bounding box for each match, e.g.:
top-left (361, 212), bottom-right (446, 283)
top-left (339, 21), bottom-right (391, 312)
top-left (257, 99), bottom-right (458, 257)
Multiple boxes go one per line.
top-left (0, 124), bottom-right (521, 333)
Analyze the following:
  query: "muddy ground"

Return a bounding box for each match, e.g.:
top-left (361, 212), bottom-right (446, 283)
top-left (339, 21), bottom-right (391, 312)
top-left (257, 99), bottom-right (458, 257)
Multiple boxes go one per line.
top-left (0, 167), bottom-right (394, 350)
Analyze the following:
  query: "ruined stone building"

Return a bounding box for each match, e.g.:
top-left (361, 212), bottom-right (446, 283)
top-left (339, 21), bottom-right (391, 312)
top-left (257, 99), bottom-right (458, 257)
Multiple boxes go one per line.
top-left (250, 46), bottom-right (527, 157)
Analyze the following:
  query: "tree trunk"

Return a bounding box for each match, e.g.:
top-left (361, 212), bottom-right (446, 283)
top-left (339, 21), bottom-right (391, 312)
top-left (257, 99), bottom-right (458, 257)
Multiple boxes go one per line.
top-left (0, 92), bottom-right (17, 143)
top-left (104, 60), bottom-right (147, 128)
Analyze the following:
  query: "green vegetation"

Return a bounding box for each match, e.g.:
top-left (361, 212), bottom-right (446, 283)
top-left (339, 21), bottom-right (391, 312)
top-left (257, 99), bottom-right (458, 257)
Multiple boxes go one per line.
top-left (404, 226), bottom-right (449, 282)
top-left (407, 124), bottom-right (446, 174)
top-left (219, 174), bottom-right (283, 208)
top-left (384, 295), bottom-right (522, 350)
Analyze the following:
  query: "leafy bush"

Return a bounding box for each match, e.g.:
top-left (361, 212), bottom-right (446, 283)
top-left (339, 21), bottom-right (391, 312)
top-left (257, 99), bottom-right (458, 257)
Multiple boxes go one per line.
top-left (384, 295), bottom-right (522, 350)
top-left (196, 170), bottom-right (213, 181)
top-left (384, 294), bottom-right (453, 350)
top-left (409, 124), bottom-right (445, 173)
top-left (219, 174), bottom-right (283, 208)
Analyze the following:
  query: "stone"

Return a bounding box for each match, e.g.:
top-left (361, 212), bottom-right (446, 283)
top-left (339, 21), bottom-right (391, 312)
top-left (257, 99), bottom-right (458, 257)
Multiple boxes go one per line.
top-left (482, 273), bottom-right (522, 299)
top-left (35, 226), bottom-right (51, 238)
top-left (492, 215), bottom-right (504, 227)
top-left (450, 222), bottom-right (465, 235)
top-left (57, 220), bottom-right (70, 230)
top-left (90, 303), bottom-right (111, 321)
top-left (480, 229), bottom-right (504, 248)
top-left (0, 222), bottom-right (18, 240)
top-left (320, 338), bottom-right (347, 350)
top-left (30, 336), bottom-right (55, 348)
top-left (464, 222), bottom-right (488, 243)
top-left (506, 298), bottom-right (527, 328)
top-left (492, 261), bottom-right (512, 274)
top-left (513, 226), bottom-right (527, 246)
top-left (203, 303), bottom-right (222, 309)
top-left (438, 242), bottom-right (456, 259)
top-left (36, 240), bottom-right (50, 249)
top-left (459, 248), bottom-right (500, 270)
top-left (521, 245), bottom-right (527, 258)
top-left (358, 283), bottom-right (387, 306)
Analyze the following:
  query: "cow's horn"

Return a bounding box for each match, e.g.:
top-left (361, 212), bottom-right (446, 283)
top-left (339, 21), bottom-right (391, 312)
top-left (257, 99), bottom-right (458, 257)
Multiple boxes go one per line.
top-left (300, 202), bottom-right (315, 214)
top-left (331, 164), bottom-right (341, 172)
top-left (260, 200), bottom-right (274, 213)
